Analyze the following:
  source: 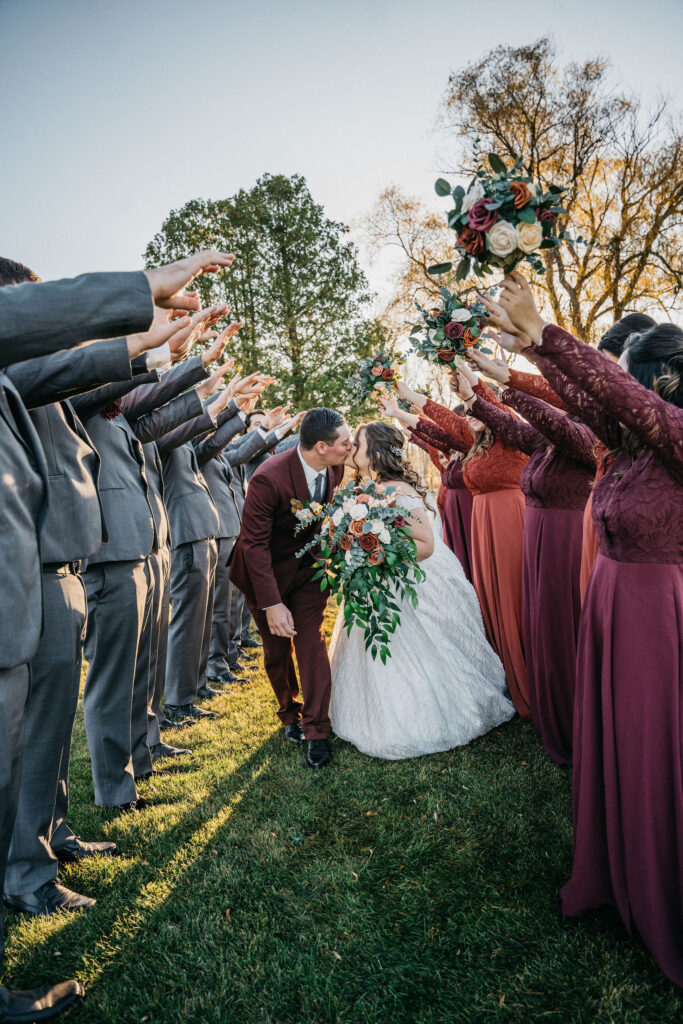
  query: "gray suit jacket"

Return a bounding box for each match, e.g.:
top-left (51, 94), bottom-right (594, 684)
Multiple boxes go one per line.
top-left (201, 429), bottom-right (278, 538)
top-left (0, 271), bottom-right (153, 365)
top-left (0, 373), bottom-right (48, 667)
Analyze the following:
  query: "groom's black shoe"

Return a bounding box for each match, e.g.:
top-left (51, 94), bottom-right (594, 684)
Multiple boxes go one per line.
top-left (306, 739), bottom-right (331, 769)
top-left (284, 722), bottom-right (304, 745)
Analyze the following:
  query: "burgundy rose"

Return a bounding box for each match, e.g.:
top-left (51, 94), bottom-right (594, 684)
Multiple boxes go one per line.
top-left (359, 532), bottom-right (379, 552)
top-left (444, 321), bottom-right (464, 340)
top-left (381, 368), bottom-right (394, 380)
top-left (393, 515), bottom-right (406, 528)
top-left (456, 226), bottom-right (486, 257)
top-left (537, 208), bottom-right (556, 223)
top-left (467, 199), bottom-right (499, 233)
top-left (374, 355), bottom-right (384, 362)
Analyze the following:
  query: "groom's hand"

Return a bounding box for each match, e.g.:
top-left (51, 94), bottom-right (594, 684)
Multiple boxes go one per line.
top-left (266, 604), bottom-right (297, 638)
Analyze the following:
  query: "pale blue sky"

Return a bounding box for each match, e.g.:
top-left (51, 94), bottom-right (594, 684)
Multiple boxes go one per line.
top-left (1, 0), bottom-right (682, 298)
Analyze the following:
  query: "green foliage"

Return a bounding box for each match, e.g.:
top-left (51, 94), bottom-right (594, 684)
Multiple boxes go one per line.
top-left (144, 174), bottom-right (381, 419)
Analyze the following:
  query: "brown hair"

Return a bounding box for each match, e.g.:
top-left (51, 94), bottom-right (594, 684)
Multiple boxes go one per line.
top-left (354, 421), bottom-right (429, 501)
top-left (462, 426), bottom-right (494, 465)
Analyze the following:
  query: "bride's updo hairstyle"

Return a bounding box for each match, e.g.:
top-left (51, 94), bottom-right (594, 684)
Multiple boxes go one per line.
top-left (355, 421), bottom-right (429, 501)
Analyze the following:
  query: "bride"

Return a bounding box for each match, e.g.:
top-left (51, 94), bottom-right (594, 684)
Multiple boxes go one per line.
top-left (330, 420), bottom-right (514, 759)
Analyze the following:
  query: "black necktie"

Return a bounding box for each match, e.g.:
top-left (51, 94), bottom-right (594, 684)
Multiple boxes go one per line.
top-left (313, 471), bottom-right (326, 503)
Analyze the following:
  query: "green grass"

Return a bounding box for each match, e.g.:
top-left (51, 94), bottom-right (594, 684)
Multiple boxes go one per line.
top-left (5, 605), bottom-right (683, 1023)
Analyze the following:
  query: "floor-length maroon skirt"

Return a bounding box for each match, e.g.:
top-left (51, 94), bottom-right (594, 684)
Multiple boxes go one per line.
top-left (442, 486), bottom-right (473, 582)
top-left (579, 492), bottom-right (599, 604)
top-left (470, 489), bottom-right (529, 718)
top-left (522, 506), bottom-right (583, 766)
top-left (560, 555), bottom-right (683, 987)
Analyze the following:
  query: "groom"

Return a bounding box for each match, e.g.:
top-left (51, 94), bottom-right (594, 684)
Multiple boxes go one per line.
top-left (229, 408), bottom-right (351, 767)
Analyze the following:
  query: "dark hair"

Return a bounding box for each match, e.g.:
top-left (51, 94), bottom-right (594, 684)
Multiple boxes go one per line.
top-left (299, 408), bottom-right (345, 450)
top-left (598, 313), bottom-right (656, 358)
top-left (244, 409), bottom-right (265, 429)
top-left (355, 421), bottom-right (429, 501)
top-left (0, 258), bottom-right (40, 287)
top-left (605, 322), bottom-right (683, 470)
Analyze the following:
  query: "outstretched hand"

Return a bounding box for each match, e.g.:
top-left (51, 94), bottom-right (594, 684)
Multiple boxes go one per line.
top-left (126, 306), bottom-right (192, 360)
top-left (466, 349), bottom-right (510, 384)
top-left (168, 304), bottom-right (230, 362)
top-left (145, 250), bottom-right (236, 311)
top-left (477, 292), bottom-right (532, 353)
top-left (499, 272), bottom-right (545, 345)
top-left (196, 359), bottom-right (237, 400)
top-left (201, 319), bottom-right (243, 368)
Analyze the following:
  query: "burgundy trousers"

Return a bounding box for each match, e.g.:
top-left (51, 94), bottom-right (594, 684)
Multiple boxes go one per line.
top-left (249, 568), bottom-right (331, 740)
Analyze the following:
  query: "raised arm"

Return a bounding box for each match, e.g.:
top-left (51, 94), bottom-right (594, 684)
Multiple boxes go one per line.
top-left (409, 431), bottom-right (446, 474)
top-left (469, 389), bottom-right (541, 456)
top-left (156, 409), bottom-right (216, 455)
top-left (522, 347), bottom-right (616, 447)
top-left (4, 338), bottom-right (132, 409)
top-left (70, 370), bottom-right (160, 418)
top-left (120, 355), bottom-right (208, 420)
top-left (422, 398), bottom-right (474, 448)
top-left (412, 417), bottom-right (467, 455)
top-left (131, 388), bottom-right (204, 444)
top-left (503, 388), bottom-right (597, 469)
top-left (507, 368), bottom-right (569, 412)
top-left (194, 413), bottom-right (245, 467)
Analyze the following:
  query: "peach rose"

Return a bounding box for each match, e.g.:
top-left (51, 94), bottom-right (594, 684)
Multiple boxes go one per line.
top-left (510, 181), bottom-right (532, 209)
top-left (371, 365), bottom-right (383, 377)
top-left (359, 532), bottom-right (379, 552)
top-left (437, 349), bottom-right (456, 363)
top-left (463, 328), bottom-right (478, 348)
top-left (368, 547), bottom-right (385, 566)
top-left (339, 534), bottom-right (353, 551)
top-left (349, 518), bottom-right (366, 537)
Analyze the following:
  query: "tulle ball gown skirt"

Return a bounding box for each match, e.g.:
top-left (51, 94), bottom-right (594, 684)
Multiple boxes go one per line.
top-left (522, 505), bottom-right (584, 766)
top-left (442, 485), bottom-right (473, 582)
top-left (560, 554), bottom-right (683, 987)
top-left (470, 489), bottom-right (529, 718)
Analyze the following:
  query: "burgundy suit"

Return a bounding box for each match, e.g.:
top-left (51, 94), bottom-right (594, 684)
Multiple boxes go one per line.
top-left (229, 446), bottom-right (344, 739)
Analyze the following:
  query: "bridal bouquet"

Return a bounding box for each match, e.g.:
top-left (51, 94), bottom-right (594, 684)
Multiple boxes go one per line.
top-left (408, 290), bottom-right (491, 367)
top-left (293, 479), bottom-right (425, 663)
top-left (345, 352), bottom-right (401, 405)
top-left (428, 153), bottom-right (571, 281)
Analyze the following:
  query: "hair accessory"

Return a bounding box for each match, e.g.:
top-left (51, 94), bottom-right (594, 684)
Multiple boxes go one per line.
top-left (390, 445), bottom-right (404, 459)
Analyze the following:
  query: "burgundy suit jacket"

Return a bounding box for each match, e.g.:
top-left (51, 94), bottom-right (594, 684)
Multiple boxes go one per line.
top-left (229, 445), bottom-right (344, 609)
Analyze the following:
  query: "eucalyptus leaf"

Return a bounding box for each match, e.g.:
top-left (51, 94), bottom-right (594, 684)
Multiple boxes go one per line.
top-left (427, 262), bottom-right (453, 276)
top-left (488, 153), bottom-right (507, 175)
top-left (434, 178), bottom-right (452, 197)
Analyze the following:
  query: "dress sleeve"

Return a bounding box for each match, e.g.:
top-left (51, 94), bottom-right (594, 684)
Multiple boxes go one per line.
top-left (413, 417), bottom-right (468, 454)
top-left (539, 325), bottom-right (683, 480)
top-left (508, 367), bottom-right (569, 412)
top-left (423, 398), bottom-right (474, 447)
top-left (503, 388), bottom-right (597, 469)
top-left (469, 390), bottom-right (541, 457)
top-left (409, 430), bottom-right (445, 473)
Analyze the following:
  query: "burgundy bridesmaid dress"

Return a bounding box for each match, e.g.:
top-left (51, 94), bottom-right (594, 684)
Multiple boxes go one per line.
top-left (471, 388), bottom-right (595, 766)
top-left (536, 325), bottom-right (683, 988)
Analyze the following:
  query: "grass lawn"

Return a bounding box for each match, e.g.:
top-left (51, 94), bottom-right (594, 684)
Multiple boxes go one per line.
top-left (5, 603), bottom-right (682, 1024)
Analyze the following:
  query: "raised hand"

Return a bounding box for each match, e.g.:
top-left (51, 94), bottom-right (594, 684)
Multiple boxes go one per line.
top-left (499, 272), bottom-right (545, 345)
top-left (466, 349), bottom-right (511, 384)
top-left (454, 369), bottom-right (476, 402)
top-left (200, 320), bottom-right (243, 368)
top-left (168, 304), bottom-right (230, 363)
top-left (477, 292), bottom-right (532, 352)
top-left (125, 306), bottom-right (192, 360)
top-left (377, 391), bottom-right (400, 418)
top-left (262, 406), bottom-right (288, 430)
top-left (145, 250), bottom-right (236, 311)
top-left (196, 359), bottom-right (236, 400)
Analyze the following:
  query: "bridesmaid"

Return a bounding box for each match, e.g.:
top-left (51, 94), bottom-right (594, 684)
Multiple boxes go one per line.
top-left (462, 353), bottom-right (596, 766)
top-left (502, 272), bottom-right (683, 988)
top-left (379, 393), bottom-right (474, 582)
top-left (394, 378), bottom-right (530, 719)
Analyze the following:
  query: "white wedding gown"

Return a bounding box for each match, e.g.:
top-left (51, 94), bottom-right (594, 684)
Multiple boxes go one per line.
top-left (330, 494), bottom-right (515, 759)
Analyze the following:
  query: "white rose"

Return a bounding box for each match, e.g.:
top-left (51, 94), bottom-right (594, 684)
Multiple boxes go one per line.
top-left (428, 328), bottom-right (438, 342)
top-left (298, 509), bottom-right (313, 525)
top-left (350, 504), bottom-right (367, 520)
top-left (461, 179), bottom-right (485, 214)
top-left (516, 219), bottom-right (544, 254)
top-left (370, 520), bottom-right (383, 534)
top-left (379, 529), bottom-right (391, 544)
top-left (345, 550), bottom-right (353, 564)
top-left (332, 508), bottom-right (344, 526)
top-left (486, 220), bottom-right (519, 258)
top-left (448, 307), bottom-right (472, 323)
top-left (342, 499), bottom-right (354, 514)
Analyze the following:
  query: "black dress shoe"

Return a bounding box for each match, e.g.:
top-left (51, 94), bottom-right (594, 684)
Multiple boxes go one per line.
top-left (53, 837), bottom-right (120, 863)
top-left (208, 670), bottom-right (240, 685)
top-left (113, 796), bottom-right (148, 813)
top-left (150, 741), bottom-right (192, 760)
top-left (228, 659), bottom-right (250, 675)
top-left (240, 635), bottom-right (262, 648)
top-left (306, 738), bottom-right (332, 769)
top-left (159, 713), bottom-right (195, 731)
top-left (237, 647), bottom-right (256, 662)
top-left (284, 722), bottom-right (304, 745)
top-left (5, 879), bottom-right (96, 916)
top-left (188, 703), bottom-right (218, 720)
top-left (196, 684), bottom-right (220, 700)
top-left (0, 980), bottom-right (85, 1022)
top-left (134, 767), bottom-right (171, 783)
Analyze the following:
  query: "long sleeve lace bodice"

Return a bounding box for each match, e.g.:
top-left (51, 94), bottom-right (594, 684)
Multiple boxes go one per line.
top-left (503, 389), bottom-right (597, 470)
top-left (508, 368), bottom-right (569, 412)
top-left (470, 389), bottom-right (542, 457)
top-left (413, 417), bottom-right (468, 455)
top-left (423, 398), bottom-right (474, 448)
top-left (537, 325), bottom-right (683, 562)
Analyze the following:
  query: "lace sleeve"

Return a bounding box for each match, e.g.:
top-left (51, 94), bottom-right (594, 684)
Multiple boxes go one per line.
top-left (503, 388), bottom-right (597, 469)
top-left (414, 417), bottom-right (469, 454)
top-left (539, 325), bottom-right (683, 480)
top-left (524, 347), bottom-right (618, 449)
top-left (470, 390), bottom-right (542, 457)
top-left (423, 398), bottom-right (474, 448)
top-left (508, 368), bottom-right (569, 412)
top-left (409, 431), bottom-right (445, 473)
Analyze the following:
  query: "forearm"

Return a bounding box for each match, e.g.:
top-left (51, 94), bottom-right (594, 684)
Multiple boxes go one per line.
top-left (508, 367), bottom-right (569, 412)
top-left (155, 409), bottom-right (215, 454)
top-left (503, 388), bottom-right (597, 468)
top-left (120, 355), bottom-right (208, 419)
top-left (70, 370), bottom-right (159, 418)
top-left (423, 398), bottom-right (474, 446)
top-left (195, 414), bottom-right (244, 466)
top-left (4, 337), bottom-right (132, 409)
top-left (132, 388), bottom-right (204, 444)
top-left (469, 391), bottom-right (540, 455)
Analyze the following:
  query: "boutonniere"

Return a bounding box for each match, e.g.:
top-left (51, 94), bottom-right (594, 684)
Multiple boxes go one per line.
top-left (291, 497), bottom-right (327, 531)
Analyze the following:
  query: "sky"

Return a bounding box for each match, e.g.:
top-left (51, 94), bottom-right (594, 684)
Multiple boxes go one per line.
top-left (1, 0), bottom-right (682, 302)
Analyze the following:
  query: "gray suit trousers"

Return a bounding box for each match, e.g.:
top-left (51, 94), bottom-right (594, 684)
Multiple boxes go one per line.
top-left (147, 545), bottom-right (171, 747)
top-left (165, 539), bottom-right (217, 706)
top-left (5, 569), bottom-right (86, 894)
top-left (0, 665), bottom-right (30, 965)
top-left (207, 536), bottom-right (237, 678)
top-left (131, 563), bottom-right (155, 778)
top-left (83, 559), bottom-right (149, 806)
top-left (239, 599), bottom-right (252, 641)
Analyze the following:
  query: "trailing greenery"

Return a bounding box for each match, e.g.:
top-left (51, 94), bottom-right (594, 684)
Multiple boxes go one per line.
top-left (4, 606), bottom-right (682, 1023)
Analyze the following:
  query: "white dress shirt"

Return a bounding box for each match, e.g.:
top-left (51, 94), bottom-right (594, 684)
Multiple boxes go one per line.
top-left (297, 446), bottom-right (326, 500)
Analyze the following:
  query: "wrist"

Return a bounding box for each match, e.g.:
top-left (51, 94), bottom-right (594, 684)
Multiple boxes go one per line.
top-left (527, 316), bottom-right (545, 346)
